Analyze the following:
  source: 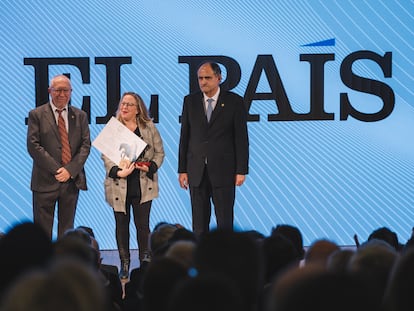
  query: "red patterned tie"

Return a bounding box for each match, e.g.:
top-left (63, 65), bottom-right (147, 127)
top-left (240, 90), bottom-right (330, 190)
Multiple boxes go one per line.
top-left (57, 109), bottom-right (72, 165)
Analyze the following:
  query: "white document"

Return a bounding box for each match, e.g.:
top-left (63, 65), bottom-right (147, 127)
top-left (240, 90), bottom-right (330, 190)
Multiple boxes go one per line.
top-left (92, 116), bottom-right (147, 166)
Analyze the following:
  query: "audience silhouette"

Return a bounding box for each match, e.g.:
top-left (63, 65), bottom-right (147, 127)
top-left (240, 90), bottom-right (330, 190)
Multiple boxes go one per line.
top-left (271, 224), bottom-right (305, 260)
top-left (347, 238), bottom-right (398, 311)
top-left (0, 222), bottom-right (53, 301)
top-left (1, 259), bottom-right (109, 311)
top-left (142, 257), bottom-right (189, 311)
top-left (267, 264), bottom-right (377, 311)
top-left (326, 248), bottom-right (355, 274)
top-left (167, 274), bottom-right (244, 311)
top-left (367, 226), bottom-right (403, 252)
top-left (383, 247), bottom-right (414, 311)
top-left (304, 238), bottom-right (340, 267)
top-left (0, 221), bottom-right (412, 311)
top-left (194, 229), bottom-right (263, 311)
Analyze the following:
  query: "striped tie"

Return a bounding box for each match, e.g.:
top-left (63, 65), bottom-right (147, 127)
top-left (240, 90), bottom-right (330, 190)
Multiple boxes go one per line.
top-left (56, 109), bottom-right (72, 165)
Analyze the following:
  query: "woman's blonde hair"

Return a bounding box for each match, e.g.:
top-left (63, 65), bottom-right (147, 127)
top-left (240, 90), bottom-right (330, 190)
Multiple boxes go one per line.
top-left (116, 92), bottom-right (151, 127)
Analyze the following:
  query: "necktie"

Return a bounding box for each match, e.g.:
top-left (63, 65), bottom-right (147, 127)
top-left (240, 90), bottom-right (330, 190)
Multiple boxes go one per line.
top-left (206, 98), bottom-right (213, 122)
top-left (57, 109), bottom-right (72, 165)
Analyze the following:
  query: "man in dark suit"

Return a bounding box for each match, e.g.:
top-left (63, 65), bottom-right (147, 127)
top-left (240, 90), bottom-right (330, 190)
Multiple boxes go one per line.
top-left (178, 62), bottom-right (249, 236)
top-left (27, 75), bottom-right (91, 239)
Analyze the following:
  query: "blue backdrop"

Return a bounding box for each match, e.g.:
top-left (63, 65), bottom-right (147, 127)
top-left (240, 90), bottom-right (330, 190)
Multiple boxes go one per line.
top-left (0, 0), bottom-right (413, 249)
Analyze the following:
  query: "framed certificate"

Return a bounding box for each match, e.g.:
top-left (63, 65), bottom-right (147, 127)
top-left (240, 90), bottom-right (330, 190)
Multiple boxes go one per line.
top-left (92, 117), bottom-right (147, 166)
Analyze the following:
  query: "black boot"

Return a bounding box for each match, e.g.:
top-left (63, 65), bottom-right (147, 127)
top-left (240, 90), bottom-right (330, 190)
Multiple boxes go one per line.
top-left (119, 260), bottom-right (130, 279)
top-left (140, 250), bottom-right (151, 266)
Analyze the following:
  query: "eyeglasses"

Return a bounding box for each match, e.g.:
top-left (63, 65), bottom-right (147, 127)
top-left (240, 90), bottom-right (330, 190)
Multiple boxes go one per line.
top-left (51, 88), bottom-right (72, 94)
top-left (120, 102), bottom-right (136, 107)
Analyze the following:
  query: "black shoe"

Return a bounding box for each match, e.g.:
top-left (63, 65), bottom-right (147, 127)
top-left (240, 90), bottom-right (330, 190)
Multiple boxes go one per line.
top-left (141, 251), bottom-right (151, 264)
top-left (119, 261), bottom-right (130, 279)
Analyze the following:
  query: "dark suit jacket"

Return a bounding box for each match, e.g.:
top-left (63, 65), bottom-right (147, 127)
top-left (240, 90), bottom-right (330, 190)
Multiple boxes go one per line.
top-left (27, 102), bottom-right (91, 192)
top-left (178, 90), bottom-right (249, 187)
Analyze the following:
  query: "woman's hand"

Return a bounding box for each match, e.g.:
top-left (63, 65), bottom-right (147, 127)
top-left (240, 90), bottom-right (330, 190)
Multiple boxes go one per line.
top-left (117, 162), bottom-right (135, 178)
top-left (135, 162), bottom-right (150, 172)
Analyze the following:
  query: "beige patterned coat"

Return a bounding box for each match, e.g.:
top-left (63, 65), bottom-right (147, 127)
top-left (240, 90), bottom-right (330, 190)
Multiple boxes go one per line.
top-left (102, 121), bottom-right (164, 213)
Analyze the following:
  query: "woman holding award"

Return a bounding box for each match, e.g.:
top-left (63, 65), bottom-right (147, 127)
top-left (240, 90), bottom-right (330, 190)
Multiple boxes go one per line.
top-left (102, 92), bottom-right (164, 279)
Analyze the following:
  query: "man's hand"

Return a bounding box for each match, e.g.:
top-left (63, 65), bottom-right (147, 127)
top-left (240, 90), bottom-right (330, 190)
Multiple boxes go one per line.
top-left (235, 174), bottom-right (246, 186)
top-left (179, 173), bottom-right (189, 190)
top-left (55, 167), bottom-right (71, 183)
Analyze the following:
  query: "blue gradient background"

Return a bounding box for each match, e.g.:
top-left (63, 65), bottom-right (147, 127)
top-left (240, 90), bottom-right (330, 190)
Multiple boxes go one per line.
top-left (0, 0), bottom-right (413, 249)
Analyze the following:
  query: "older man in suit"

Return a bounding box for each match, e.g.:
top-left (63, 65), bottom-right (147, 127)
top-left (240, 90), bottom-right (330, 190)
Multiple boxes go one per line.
top-left (178, 62), bottom-right (249, 236)
top-left (27, 75), bottom-right (91, 239)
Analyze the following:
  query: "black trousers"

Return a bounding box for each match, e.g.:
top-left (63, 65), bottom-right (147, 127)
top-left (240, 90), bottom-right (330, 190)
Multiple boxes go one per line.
top-left (114, 198), bottom-right (152, 262)
top-left (190, 165), bottom-right (235, 236)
